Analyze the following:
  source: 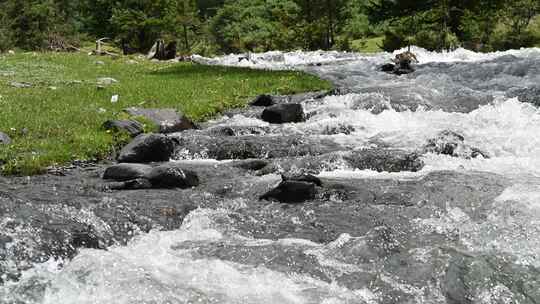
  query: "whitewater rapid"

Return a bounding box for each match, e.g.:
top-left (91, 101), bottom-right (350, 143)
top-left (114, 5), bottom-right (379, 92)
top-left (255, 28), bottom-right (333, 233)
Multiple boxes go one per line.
top-left (2, 47), bottom-right (540, 304)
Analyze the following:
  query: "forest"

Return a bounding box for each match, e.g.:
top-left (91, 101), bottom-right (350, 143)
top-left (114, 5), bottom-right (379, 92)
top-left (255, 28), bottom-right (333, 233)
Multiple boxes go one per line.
top-left (0, 0), bottom-right (539, 55)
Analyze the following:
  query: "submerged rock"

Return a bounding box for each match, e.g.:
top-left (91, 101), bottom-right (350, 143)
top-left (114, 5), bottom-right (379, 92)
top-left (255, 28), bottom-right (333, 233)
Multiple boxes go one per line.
top-left (260, 180), bottom-right (317, 203)
top-left (106, 178), bottom-right (153, 190)
top-left (102, 120), bottom-right (144, 137)
top-left (345, 149), bottom-right (424, 172)
top-left (146, 163), bottom-right (199, 189)
top-left (261, 103), bottom-right (305, 124)
top-left (424, 130), bottom-right (489, 159)
top-left (125, 107), bottom-right (195, 133)
top-left (118, 134), bottom-right (174, 163)
top-left (233, 159), bottom-right (270, 171)
top-left (506, 86), bottom-right (540, 107)
top-left (0, 132), bottom-right (11, 145)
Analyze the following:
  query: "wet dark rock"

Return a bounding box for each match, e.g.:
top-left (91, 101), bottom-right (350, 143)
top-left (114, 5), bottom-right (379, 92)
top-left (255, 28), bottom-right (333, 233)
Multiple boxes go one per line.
top-left (260, 181), bottom-right (317, 203)
top-left (380, 64), bottom-right (414, 75)
top-left (250, 94), bottom-right (275, 107)
top-left (394, 68), bottom-right (415, 75)
top-left (125, 107), bottom-right (195, 133)
top-left (261, 103), bottom-right (305, 124)
top-left (381, 63), bottom-right (395, 72)
top-left (424, 130), bottom-right (489, 159)
top-left (233, 159), bottom-right (269, 171)
top-left (118, 134), bottom-right (175, 163)
top-left (0, 132), bottom-right (11, 145)
top-left (345, 149), bottom-right (424, 172)
top-left (283, 173), bottom-right (322, 187)
top-left (103, 163), bottom-right (152, 181)
top-left (146, 163), bottom-right (199, 189)
top-left (102, 120), bottom-right (144, 137)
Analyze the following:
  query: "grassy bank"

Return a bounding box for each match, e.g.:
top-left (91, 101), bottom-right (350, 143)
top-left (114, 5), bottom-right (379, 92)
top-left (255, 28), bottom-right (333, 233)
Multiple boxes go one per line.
top-left (0, 52), bottom-right (331, 175)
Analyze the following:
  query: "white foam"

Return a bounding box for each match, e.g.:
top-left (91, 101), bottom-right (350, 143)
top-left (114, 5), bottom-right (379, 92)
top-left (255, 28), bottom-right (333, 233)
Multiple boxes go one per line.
top-left (196, 47), bottom-right (540, 70)
top-left (2, 209), bottom-right (378, 304)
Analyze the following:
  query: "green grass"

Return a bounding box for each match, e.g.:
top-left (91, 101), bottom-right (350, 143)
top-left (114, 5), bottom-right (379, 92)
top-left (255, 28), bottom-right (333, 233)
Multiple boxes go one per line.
top-left (351, 37), bottom-right (384, 53)
top-left (0, 52), bottom-right (331, 175)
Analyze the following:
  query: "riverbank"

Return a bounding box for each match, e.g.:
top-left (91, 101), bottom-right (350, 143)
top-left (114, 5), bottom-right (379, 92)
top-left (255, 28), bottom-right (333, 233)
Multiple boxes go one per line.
top-left (0, 52), bottom-right (331, 175)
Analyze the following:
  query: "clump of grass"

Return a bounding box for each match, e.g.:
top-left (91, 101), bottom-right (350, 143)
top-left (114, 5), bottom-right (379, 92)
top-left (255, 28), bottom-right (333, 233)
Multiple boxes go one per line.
top-left (0, 52), bottom-right (331, 175)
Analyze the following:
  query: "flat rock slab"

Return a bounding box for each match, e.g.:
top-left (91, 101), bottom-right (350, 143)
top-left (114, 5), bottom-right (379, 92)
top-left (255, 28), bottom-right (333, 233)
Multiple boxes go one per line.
top-left (97, 77), bottom-right (118, 85)
top-left (102, 120), bottom-right (144, 137)
top-left (125, 107), bottom-right (195, 133)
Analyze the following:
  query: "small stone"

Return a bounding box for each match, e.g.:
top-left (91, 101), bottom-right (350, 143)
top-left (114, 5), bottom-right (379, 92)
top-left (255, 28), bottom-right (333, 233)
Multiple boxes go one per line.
top-left (0, 132), bottom-right (11, 145)
top-left (9, 81), bottom-right (32, 88)
top-left (95, 61), bottom-right (105, 65)
top-left (97, 77), bottom-right (119, 86)
top-left (125, 107), bottom-right (195, 133)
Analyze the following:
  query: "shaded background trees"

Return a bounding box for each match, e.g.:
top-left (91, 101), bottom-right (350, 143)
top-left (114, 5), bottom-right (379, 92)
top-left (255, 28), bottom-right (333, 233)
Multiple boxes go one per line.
top-left (0, 0), bottom-right (539, 53)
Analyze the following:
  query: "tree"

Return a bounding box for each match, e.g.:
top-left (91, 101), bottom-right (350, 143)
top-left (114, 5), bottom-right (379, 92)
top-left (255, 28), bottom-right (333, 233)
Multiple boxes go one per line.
top-left (176, 0), bottom-right (200, 52)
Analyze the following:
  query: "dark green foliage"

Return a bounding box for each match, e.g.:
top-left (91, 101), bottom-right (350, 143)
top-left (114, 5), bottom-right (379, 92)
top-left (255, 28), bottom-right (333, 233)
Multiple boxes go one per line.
top-left (0, 0), bottom-right (538, 53)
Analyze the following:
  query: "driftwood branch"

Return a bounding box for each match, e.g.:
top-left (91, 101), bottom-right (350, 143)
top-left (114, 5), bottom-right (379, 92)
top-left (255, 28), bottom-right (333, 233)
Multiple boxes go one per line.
top-left (92, 37), bottom-right (118, 57)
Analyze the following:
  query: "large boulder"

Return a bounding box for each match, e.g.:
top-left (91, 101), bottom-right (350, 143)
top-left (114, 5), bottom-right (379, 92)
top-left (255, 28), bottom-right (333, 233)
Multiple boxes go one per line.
top-left (261, 103), bottom-right (305, 124)
top-left (345, 149), bottom-right (424, 172)
top-left (0, 132), bottom-right (11, 145)
top-left (125, 107), bottom-right (195, 133)
top-left (103, 163), bottom-right (152, 181)
top-left (118, 134), bottom-right (174, 163)
top-left (260, 181), bottom-right (317, 203)
top-left (146, 163), bottom-right (199, 189)
top-left (102, 120), bottom-right (143, 137)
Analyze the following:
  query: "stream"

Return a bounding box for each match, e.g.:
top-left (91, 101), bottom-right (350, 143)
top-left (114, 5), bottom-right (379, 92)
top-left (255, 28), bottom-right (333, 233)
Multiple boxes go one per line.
top-left (1, 47), bottom-right (540, 303)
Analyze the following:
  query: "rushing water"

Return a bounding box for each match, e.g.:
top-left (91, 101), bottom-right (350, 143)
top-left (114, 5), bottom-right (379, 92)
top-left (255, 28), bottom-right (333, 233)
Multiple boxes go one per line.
top-left (2, 47), bottom-right (540, 303)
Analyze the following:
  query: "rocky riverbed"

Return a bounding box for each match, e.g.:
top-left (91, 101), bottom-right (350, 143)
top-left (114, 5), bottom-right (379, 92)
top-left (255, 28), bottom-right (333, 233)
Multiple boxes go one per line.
top-left (1, 47), bottom-right (540, 303)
